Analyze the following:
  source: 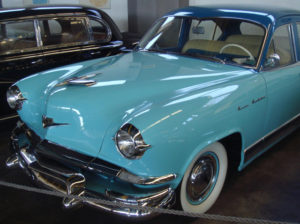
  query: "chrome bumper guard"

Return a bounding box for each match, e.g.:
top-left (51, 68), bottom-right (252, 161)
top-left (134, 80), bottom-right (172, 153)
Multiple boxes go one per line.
top-left (6, 123), bottom-right (175, 217)
top-left (6, 149), bottom-right (174, 217)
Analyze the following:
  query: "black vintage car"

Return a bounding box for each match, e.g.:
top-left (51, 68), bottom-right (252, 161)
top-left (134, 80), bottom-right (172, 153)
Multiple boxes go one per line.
top-left (0, 5), bottom-right (124, 124)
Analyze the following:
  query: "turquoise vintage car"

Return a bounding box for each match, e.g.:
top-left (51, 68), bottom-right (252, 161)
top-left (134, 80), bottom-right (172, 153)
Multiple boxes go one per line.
top-left (5, 5), bottom-right (300, 217)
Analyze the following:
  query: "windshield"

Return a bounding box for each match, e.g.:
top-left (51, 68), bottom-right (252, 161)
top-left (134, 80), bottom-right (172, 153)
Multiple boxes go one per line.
top-left (139, 17), bottom-right (266, 68)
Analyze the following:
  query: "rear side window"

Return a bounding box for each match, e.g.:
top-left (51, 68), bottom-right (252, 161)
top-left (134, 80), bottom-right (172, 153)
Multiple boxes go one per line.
top-left (267, 24), bottom-right (293, 67)
top-left (0, 21), bottom-right (37, 55)
top-left (89, 18), bottom-right (111, 42)
top-left (39, 17), bottom-right (89, 47)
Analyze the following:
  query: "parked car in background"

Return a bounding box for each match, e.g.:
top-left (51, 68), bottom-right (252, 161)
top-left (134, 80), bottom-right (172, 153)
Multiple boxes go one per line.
top-left (0, 5), bottom-right (123, 123)
top-left (5, 5), bottom-right (300, 217)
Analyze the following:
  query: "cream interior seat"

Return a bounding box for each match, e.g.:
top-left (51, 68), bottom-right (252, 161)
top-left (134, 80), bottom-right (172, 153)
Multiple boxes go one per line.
top-left (182, 35), bottom-right (264, 59)
top-left (224, 35), bottom-right (263, 57)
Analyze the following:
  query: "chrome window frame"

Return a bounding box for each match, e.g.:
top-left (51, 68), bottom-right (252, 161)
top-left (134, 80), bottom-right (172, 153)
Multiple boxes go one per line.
top-left (86, 15), bottom-right (112, 44)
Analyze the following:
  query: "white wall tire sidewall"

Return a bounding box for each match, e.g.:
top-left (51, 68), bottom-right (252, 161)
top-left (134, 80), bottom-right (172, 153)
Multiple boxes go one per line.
top-left (180, 142), bottom-right (228, 213)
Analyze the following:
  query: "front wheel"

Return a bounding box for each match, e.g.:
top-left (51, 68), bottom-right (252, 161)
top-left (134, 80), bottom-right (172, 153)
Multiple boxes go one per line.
top-left (180, 142), bottom-right (228, 213)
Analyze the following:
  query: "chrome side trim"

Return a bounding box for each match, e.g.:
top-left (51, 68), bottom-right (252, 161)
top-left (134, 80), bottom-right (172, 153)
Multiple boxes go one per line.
top-left (42, 45), bottom-right (101, 57)
top-left (0, 43), bottom-right (117, 63)
top-left (0, 114), bottom-right (19, 122)
top-left (0, 81), bottom-right (15, 84)
top-left (244, 113), bottom-right (300, 153)
top-left (243, 113), bottom-right (300, 163)
top-left (0, 52), bottom-right (44, 63)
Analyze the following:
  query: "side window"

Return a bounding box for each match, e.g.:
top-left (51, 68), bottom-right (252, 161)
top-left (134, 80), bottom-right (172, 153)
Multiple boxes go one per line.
top-left (156, 17), bottom-right (182, 48)
top-left (266, 24), bottom-right (293, 67)
top-left (240, 22), bottom-right (265, 36)
top-left (89, 18), bottom-right (111, 42)
top-left (0, 24), bottom-right (4, 39)
top-left (0, 21), bottom-right (37, 55)
top-left (39, 18), bottom-right (89, 47)
top-left (189, 20), bottom-right (222, 41)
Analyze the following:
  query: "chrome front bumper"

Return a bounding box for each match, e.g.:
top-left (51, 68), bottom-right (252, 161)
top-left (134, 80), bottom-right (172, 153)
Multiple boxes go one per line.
top-left (6, 122), bottom-right (176, 217)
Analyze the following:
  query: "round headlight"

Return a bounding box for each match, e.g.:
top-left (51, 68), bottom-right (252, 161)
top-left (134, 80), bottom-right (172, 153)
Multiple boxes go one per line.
top-left (115, 124), bottom-right (151, 159)
top-left (6, 85), bottom-right (26, 110)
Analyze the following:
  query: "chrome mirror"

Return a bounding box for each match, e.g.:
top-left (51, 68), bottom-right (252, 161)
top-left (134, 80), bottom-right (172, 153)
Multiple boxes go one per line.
top-left (101, 40), bottom-right (123, 49)
top-left (132, 41), bottom-right (139, 47)
top-left (264, 53), bottom-right (280, 68)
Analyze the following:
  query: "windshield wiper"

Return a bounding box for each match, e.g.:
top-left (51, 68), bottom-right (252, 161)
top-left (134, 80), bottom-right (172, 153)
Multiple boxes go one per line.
top-left (184, 52), bottom-right (226, 64)
top-left (143, 48), bottom-right (168, 53)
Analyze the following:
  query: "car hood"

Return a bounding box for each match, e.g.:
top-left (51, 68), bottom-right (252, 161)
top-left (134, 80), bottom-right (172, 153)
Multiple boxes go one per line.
top-left (17, 51), bottom-right (252, 158)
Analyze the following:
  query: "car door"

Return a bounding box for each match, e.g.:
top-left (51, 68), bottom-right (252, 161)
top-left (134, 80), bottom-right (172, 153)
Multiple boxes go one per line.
top-left (0, 19), bottom-right (43, 120)
top-left (261, 23), bottom-right (300, 134)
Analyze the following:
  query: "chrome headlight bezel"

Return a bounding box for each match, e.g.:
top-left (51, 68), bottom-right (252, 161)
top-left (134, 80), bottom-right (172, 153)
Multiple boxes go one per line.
top-left (6, 85), bottom-right (26, 110)
top-left (115, 123), bottom-right (151, 160)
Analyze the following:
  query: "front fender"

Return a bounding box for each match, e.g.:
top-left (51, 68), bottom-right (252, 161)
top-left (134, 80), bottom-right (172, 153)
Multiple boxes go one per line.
top-left (98, 83), bottom-right (250, 189)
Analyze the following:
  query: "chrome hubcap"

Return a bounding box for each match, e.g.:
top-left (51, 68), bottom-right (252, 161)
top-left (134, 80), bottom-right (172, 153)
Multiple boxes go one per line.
top-left (186, 152), bottom-right (219, 204)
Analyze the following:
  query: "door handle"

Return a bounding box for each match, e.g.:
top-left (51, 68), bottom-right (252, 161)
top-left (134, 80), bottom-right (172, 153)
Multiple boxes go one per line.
top-left (90, 50), bottom-right (102, 55)
top-left (31, 58), bottom-right (43, 64)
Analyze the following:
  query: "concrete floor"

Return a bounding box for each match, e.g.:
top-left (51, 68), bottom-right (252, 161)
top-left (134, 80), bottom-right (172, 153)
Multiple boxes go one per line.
top-left (0, 126), bottom-right (299, 224)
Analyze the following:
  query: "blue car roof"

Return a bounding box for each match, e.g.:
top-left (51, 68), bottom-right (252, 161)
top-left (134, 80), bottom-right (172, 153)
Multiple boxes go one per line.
top-left (166, 5), bottom-right (300, 27)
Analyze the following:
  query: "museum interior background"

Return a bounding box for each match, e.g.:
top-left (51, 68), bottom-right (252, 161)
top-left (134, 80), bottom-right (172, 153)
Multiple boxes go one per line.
top-left (1, 0), bottom-right (300, 40)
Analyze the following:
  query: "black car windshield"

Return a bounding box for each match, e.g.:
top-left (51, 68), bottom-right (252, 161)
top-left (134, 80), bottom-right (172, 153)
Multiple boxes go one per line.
top-left (139, 17), bottom-right (266, 68)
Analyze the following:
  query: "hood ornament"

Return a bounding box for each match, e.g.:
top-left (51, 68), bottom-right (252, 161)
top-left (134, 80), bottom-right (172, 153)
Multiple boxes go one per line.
top-left (56, 74), bottom-right (100, 87)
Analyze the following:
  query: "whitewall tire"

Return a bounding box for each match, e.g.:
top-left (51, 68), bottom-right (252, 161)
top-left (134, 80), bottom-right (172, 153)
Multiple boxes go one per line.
top-left (180, 142), bottom-right (228, 213)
